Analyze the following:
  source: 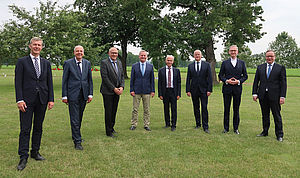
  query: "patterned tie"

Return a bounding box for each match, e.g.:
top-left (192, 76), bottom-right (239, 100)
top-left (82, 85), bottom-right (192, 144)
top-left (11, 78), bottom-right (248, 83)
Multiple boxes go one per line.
top-left (267, 64), bottom-right (272, 79)
top-left (33, 57), bottom-right (40, 78)
top-left (141, 63), bottom-right (145, 76)
top-left (167, 67), bottom-right (171, 88)
top-left (77, 62), bottom-right (82, 75)
top-left (112, 61), bottom-right (118, 74)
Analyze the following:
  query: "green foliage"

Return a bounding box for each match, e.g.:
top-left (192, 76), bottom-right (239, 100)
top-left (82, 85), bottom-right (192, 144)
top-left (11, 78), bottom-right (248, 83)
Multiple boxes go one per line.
top-left (0, 0), bottom-right (104, 67)
top-left (269, 31), bottom-right (300, 68)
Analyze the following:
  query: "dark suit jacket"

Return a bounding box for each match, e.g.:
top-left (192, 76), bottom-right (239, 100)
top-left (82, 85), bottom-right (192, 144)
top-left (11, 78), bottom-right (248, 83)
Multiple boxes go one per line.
top-left (15, 56), bottom-right (54, 104)
top-left (100, 58), bottom-right (125, 95)
top-left (62, 58), bottom-right (93, 101)
top-left (186, 61), bottom-right (213, 94)
top-left (158, 66), bottom-right (181, 97)
top-left (130, 62), bottom-right (155, 94)
top-left (218, 58), bottom-right (248, 95)
top-left (252, 63), bottom-right (287, 101)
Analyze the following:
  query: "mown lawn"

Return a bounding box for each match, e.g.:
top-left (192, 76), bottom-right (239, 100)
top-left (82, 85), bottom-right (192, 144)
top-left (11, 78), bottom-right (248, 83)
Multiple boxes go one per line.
top-left (0, 66), bottom-right (299, 177)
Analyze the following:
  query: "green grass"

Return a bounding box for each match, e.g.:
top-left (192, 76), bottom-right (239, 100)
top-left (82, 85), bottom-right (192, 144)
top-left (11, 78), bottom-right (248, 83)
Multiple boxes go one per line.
top-left (0, 67), bottom-right (299, 177)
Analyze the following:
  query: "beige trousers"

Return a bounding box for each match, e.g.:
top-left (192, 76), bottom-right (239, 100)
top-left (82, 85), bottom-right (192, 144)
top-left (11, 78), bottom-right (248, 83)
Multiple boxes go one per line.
top-left (131, 94), bottom-right (151, 127)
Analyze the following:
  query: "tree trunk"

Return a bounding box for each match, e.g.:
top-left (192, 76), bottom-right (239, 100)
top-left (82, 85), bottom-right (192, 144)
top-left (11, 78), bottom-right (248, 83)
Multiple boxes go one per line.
top-left (120, 40), bottom-right (129, 79)
top-left (204, 36), bottom-right (219, 85)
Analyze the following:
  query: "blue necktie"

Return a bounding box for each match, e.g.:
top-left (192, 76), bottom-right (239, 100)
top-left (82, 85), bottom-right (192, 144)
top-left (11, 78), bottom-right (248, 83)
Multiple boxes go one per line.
top-left (141, 63), bottom-right (145, 76)
top-left (267, 64), bottom-right (272, 79)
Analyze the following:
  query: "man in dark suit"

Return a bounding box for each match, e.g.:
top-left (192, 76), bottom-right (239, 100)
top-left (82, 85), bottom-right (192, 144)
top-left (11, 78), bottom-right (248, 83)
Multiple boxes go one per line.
top-left (62, 45), bottom-right (93, 150)
top-left (15, 37), bottom-right (54, 171)
top-left (100, 47), bottom-right (125, 138)
top-left (158, 55), bottom-right (181, 131)
top-left (186, 50), bottom-right (213, 133)
top-left (218, 45), bottom-right (248, 134)
top-left (252, 50), bottom-right (287, 142)
top-left (130, 50), bottom-right (155, 131)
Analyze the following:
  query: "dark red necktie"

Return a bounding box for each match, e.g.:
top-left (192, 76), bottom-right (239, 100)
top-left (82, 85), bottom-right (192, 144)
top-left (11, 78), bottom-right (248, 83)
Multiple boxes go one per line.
top-left (168, 67), bottom-right (171, 88)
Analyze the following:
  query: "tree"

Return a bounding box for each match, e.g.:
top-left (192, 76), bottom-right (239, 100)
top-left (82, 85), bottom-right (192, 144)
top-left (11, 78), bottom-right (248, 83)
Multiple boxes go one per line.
top-left (0, 0), bottom-right (103, 67)
top-left (74, 0), bottom-right (158, 78)
top-left (269, 31), bottom-right (300, 68)
top-left (153, 0), bottom-right (265, 84)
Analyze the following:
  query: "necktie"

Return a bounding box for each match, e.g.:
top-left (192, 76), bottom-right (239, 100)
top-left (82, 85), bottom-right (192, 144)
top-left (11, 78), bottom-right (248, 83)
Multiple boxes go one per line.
top-left (167, 67), bottom-right (171, 88)
top-left (34, 57), bottom-right (40, 78)
top-left (77, 62), bottom-right (82, 75)
top-left (267, 64), bottom-right (272, 79)
top-left (112, 61), bottom-right (118, 74)
top-left (197, 62), bottom-right (200, 72)
top-left (141, 63), bottom-right (145, 76)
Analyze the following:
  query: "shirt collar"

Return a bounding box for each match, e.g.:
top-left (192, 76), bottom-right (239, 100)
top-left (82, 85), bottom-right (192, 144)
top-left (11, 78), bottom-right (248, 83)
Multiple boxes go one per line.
top-left (267, 62), bottom-right (274, 66)
top-left (166, 65), bottom-right (172, 69)
top-left (75, 57), bottom-right (82, 63)
top-left (30, 54), bottom-right (40, 60)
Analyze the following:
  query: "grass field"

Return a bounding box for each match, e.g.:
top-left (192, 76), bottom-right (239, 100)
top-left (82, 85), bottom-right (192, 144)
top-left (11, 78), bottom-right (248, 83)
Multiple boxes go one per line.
top-left (0, 66), bottom-right (299, 177)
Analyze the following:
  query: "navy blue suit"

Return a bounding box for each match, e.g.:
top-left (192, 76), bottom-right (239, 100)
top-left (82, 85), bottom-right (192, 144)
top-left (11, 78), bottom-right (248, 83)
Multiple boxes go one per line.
top-left (158, 66), bottom-right (181, 127)
top-left (252, 63), bottom-right (286, 138)
top-left (218, 58), bottom-right (247, 132)
top-left (15, 55), bottom-right (54, 159)
top-left (186, 61), bottom-right (212, 129)
top-left (62, 58), bottom-right (93, 144)
top-left (130, 62), bottom-right (155, 94)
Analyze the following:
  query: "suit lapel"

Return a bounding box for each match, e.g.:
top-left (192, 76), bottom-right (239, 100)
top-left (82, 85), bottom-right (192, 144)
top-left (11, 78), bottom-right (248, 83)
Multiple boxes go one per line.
top-left (263, 63), bottom-right (267, 79)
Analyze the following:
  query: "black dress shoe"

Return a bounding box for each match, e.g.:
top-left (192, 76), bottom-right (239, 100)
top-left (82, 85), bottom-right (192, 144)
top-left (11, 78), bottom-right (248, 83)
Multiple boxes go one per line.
top-left (163, 125), bottom-right (170, 128)
top-left (107, 134), bottom-right (116, 138)
top-left (256, 133), bottom-right (268, 137)
top-left (130, 126), bottom-right (136, 130)
top-left (171, 127), bottom-right (176, 131)
top-left (144, 127), bottom-right (151, 131)
top-left (75, 143), bottom-right (83, 150)
top-left (195, 126), bottom-right (201, 129)
top-left (204, 129), bottom-right (210, 134)
top-left (234, 130), bottom-right (240, 135)
top-left (112, 130), bottom-right (117, 134)
top-left (30, 151), bottom-right (45, 161)
top-left (222, 129), bottom-right (229, 133)
top-left (17, 158), bottom-right (27, 171)
top-left (277, 137), bottom-right (283, 142)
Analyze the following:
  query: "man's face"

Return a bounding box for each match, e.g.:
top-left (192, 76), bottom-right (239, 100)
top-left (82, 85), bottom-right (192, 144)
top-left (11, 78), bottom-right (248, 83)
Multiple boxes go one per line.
top-left (229, 46), bottom-right (238, 59)
top-left (109, 48), bottom-right (118, 61)
top-left (29, 40), bottom-right (43, 56)
top-left (139, 51), bottom-right (147, 63)
top-left (165, 57), bottom-right (174, 67)
top-left (194, 51), bottom-right (201, 61)
top-left (265, 51), bottom-right (275, 64)
top-left (74, 46), bottom-right (84, 60)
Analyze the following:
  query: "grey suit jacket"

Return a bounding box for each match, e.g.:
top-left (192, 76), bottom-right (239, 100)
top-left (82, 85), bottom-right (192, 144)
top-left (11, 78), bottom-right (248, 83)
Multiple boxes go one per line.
top-left (62, 58), bottom-right (93, 101)
top-left (100, 58), bottom-right (125, 95)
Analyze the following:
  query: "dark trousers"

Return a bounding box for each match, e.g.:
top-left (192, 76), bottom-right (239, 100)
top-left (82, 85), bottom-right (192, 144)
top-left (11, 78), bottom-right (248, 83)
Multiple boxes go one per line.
top-left (223, 92), bottom-right (241, 131)
top-left (102, 94), bottom-right (119, 136)
top-left (18, 95), bottom-right (47, 159)
top-left (191, 92), bottom-right (208, 129)
top-left (68, 89), bottom-right (86, 144)
top-left (163, 88), bottom-right (177, 128)
top-left (259, 92), bottom-right (283, 138)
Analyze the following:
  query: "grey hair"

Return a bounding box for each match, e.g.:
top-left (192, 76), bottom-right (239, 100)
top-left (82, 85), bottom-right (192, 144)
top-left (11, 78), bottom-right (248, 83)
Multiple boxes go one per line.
top-left (74, 45), bottom-right (84, 52)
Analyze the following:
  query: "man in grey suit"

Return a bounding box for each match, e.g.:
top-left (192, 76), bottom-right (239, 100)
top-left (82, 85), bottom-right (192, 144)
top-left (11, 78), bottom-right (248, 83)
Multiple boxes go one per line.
top-left (100, 47), bottom-right (125, 138)
top-left (62, 45), bottom-right (93, 150)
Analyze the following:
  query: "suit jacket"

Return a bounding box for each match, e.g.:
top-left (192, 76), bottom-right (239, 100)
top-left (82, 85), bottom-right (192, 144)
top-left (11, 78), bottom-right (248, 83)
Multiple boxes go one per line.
top-left (252, 63), bottom-right (287, 101)
top-left (15, 55), bottom-right (54, 104)
top-left (218, 58), bottom-right (248, 95)
top-left (62, 58), bottom-right (93, 101)
top-left (158, 66), bottom-right (181, 97)
top-left (186, 61), bottom-right (213, 94)
top-left (130, 62), bottom-right (155, 94)
top-left (100, 58), bottom-right (125, 95)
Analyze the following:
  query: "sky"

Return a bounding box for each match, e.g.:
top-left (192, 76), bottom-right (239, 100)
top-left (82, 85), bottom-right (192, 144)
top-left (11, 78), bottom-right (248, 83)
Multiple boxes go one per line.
top-left (1, 0), bottom-right (300, 61)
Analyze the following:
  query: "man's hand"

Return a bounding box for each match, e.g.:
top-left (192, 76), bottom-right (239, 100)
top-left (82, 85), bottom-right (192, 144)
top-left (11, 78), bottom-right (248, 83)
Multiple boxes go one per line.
top-left (159, 96), bottom-right (163, 100)
top-left (87, 97), bottom-right (93, 103)
top-left (48, 102), bottom-right (54, 110)
top-left (130, 91), bottom-right (135, 97)
top-left (118, 87), bottom-right (124, 95)
top-left (253, 95), bottom-right (258, 102)
top-left (177, 96), bottom-right (180, 100)
top-left (17, 101), bottom-right (27, 112)
top-left (187, 92), bottom-right (191, 97)
top-left (151, 92), bottom-right (155, 98)
top-left (280, 98), bottom-right (285, 105)
top-left (207, 92), bottom-right (211, 96)
top-left (62, 99), bottom-right (68, 104)
top-left (226, 77), bottom-right (239, 85)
